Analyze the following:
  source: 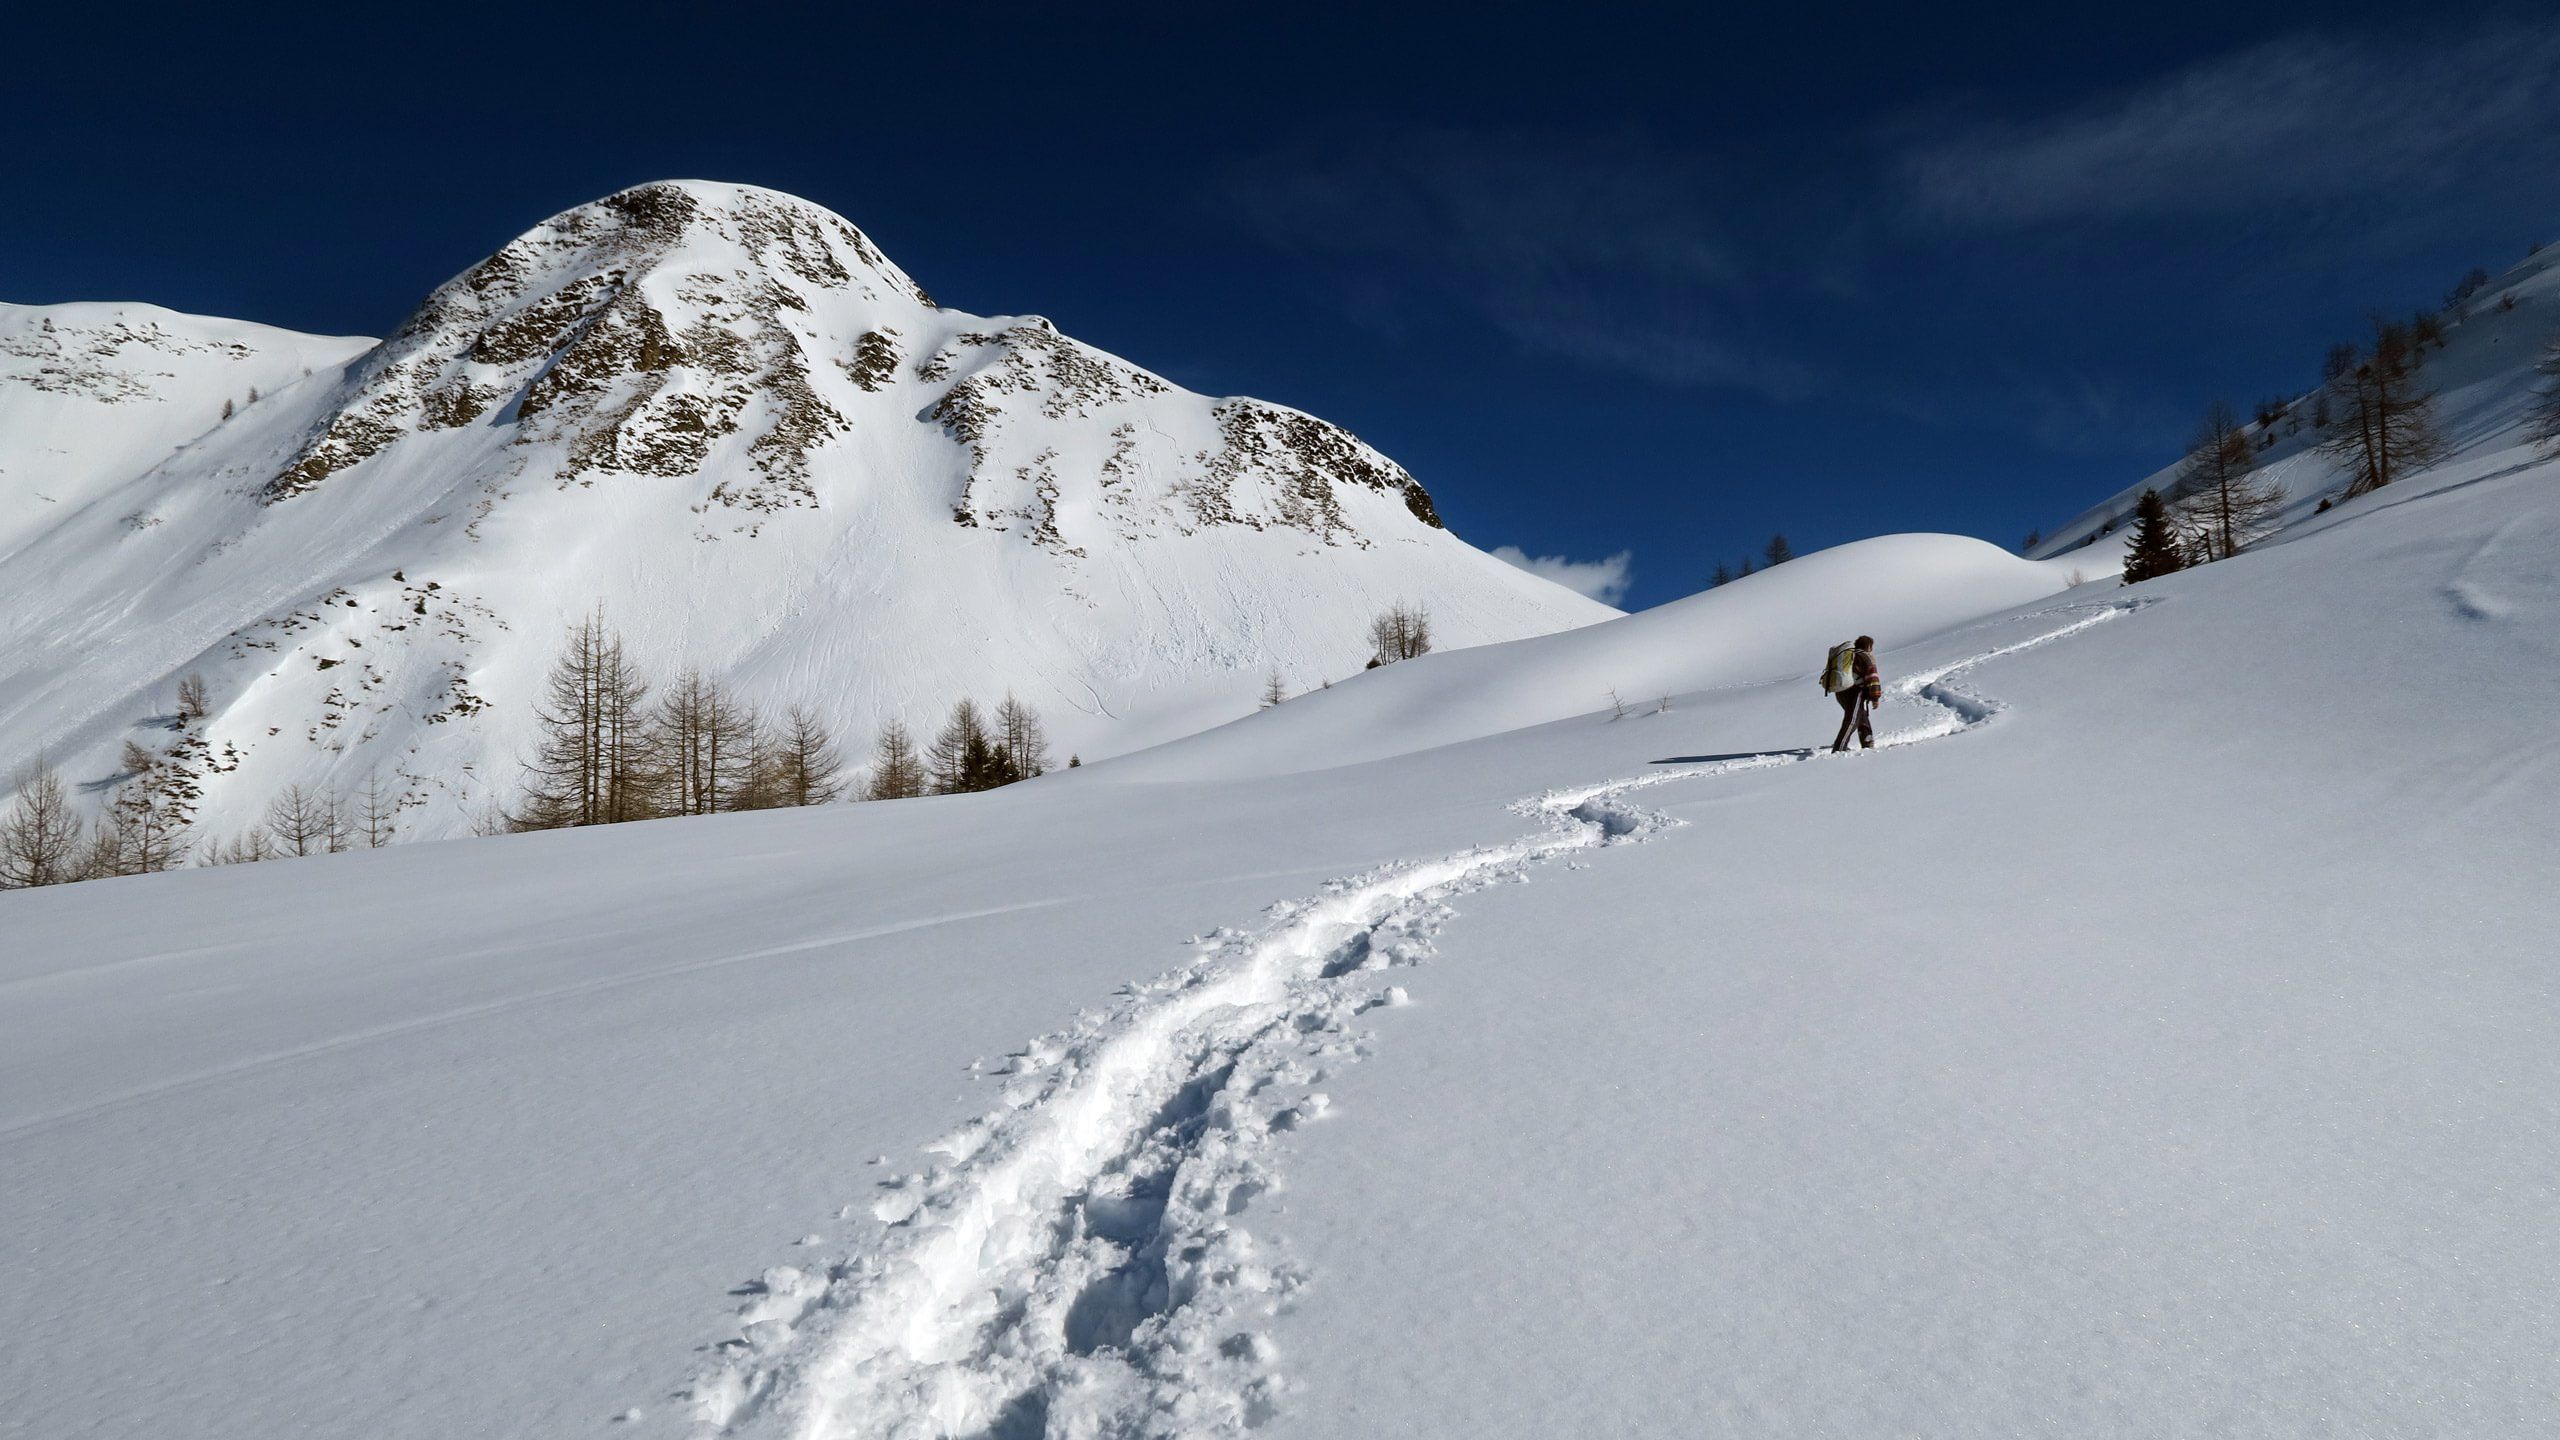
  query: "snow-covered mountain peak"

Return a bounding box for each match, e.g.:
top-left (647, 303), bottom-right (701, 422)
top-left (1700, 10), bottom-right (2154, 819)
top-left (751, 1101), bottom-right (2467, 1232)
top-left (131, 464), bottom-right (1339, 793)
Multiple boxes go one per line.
top-left (0, 182), bottom-right (1607, 841)
top-left (270, 180), bottom-right (934, 511)
top-left (263, 177), bottom-right (1445, 539)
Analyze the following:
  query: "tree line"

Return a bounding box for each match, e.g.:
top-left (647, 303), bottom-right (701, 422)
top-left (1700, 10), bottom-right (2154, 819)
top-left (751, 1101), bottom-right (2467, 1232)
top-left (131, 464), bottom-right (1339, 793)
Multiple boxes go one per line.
top-left (0, 739), bottom-right (407, 889)
top-left (1707, 534), bottom-right (1794, 588)
top-left (0, 612), bottom-right (1078, 891)
top-left (508, 610), bottom-right (1064, 826)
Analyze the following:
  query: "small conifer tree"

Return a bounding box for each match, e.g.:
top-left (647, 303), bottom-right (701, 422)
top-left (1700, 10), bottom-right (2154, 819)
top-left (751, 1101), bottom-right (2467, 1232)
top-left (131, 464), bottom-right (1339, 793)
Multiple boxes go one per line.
top-left (2119, 489), bottom-right (2188, 585)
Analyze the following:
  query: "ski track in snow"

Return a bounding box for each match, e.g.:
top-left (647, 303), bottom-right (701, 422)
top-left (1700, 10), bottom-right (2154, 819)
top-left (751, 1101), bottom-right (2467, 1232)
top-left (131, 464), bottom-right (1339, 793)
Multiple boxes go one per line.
top-left (682, 601), bottom-right (2142, 1440)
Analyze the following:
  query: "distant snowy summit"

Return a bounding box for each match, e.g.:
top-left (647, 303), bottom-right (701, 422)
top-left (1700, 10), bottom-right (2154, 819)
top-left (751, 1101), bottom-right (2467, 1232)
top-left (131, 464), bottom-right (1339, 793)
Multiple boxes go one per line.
top-left (0, 181), bottom-right (1612, 841)
top-left (263, 181), bottom-right (1449, 537)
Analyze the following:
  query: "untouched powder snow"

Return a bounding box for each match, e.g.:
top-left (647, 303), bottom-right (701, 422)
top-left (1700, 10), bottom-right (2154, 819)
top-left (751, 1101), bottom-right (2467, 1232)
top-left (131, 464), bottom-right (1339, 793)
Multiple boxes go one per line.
top-left (7, 439), bottom-right (2557, 1437)
top-left (1107, 532), bottom-right (2084, 781)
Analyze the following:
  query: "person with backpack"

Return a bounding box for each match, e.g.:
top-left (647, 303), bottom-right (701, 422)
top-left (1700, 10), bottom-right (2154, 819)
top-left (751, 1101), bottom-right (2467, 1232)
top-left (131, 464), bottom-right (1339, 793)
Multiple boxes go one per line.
top-left (1822, 635), bottom-right (1882, 753)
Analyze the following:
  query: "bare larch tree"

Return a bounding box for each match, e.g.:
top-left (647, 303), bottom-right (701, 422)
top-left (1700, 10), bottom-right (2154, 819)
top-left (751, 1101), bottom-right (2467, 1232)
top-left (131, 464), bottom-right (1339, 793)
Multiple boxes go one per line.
top-left (0, 759), bottom-right (85, 888)
top-left (2174, 401), bottom-right (2288, 561)
top-left (2318, 321), bottom-right (2446, 498)
top-left (767, 706), bottom-right (847, 806)
top-left (1366, 603), bottom-right (1434, 667)
top-left (996, 694), bottom-right (1050, 780)
top-left (516, 610), bottom-right (657, 828)
top-left (866, 719), bottom-right (928, 800)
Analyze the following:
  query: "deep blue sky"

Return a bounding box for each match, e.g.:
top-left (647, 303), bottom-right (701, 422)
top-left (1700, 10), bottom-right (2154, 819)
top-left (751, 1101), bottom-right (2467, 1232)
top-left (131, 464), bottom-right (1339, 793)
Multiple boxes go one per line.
top-left (10, 2), bottom-right (2560, 607)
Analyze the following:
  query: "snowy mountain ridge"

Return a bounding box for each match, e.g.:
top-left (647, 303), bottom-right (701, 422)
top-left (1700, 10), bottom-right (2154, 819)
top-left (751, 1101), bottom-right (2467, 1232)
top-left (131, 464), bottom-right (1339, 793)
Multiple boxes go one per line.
top-left (0, 181), bottom-right (1612, 842)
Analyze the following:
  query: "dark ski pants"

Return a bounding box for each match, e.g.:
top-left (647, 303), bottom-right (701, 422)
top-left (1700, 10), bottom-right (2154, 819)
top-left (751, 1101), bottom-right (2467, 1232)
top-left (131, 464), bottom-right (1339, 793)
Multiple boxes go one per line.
top-left (1831, 688), bottom-right (1873, 752)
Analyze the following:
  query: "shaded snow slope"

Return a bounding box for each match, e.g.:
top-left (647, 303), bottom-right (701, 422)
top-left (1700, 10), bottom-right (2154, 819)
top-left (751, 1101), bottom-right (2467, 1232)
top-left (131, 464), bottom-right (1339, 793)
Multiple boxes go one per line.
top-left (1107, 532), bottom-right (2080, 781)
top-left (8, 449), bottom-right (2555, 1437)
top-left (0, 182), bottom-right (1610, 841)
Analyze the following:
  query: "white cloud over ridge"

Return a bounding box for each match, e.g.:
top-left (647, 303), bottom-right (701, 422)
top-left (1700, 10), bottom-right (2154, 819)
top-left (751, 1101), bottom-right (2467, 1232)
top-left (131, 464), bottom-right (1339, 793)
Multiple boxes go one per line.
top-left (1489, 545), bottom-right (1634, 608)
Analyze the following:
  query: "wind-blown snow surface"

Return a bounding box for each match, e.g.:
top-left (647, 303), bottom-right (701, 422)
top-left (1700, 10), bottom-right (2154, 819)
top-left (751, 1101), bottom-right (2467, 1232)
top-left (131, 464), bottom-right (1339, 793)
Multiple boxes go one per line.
top-left (0, 181), bottom-right (1610, 841)
top-left (7, 454), bottom-right (2558, 1437)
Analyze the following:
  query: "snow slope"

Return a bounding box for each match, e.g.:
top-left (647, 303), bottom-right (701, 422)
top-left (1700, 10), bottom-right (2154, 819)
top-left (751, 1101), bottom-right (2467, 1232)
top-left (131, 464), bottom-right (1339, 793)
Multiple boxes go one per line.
top-left (7, 444), bottom-right (2556, 1437)
top-left (0, 302), bottom-right (369, 558)
top-left (1109, 532), bottom-right (2084, 781)
top-left (0, 182), bottom-right (1610, 841)
top-left (2031, 240), bottom-right (2560, 570)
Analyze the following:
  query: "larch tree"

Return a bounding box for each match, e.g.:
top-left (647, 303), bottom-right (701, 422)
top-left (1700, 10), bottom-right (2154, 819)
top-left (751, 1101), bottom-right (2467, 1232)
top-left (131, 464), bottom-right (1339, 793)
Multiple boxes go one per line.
top-left (90, 741), bottom-right (195, 877)
top-left (204, 829), bottom-right (274, 866)
top-left (355, 770), bottom-right (399, 848)
top-left (655, 668), bottom-right (759, 816)
top-left (517, 610), bottom-right (657, 828)
top-left (1260, 669), bottom-right (1288, 708)
top-left (1763, 533), bottom-right (1795, 567)
top-left (996, 694), bottom-right (1050, 779)
top-left (1365, 603), bottom-right (1433, 667)
top-left (768, 705), bottom-right (847, 806)
top-left (264, 784), bottom-right (338, 857)
top-left (2318, 322), bottom-right (2446, 498)
top-left (927, 699), bottom-right (993, 795)
top-left (2174, 401), bottom-right (2288, 562)
top-left (866, 719), bottom-right (928, 800)
top-left (0, 759), bottom-right (85, 888)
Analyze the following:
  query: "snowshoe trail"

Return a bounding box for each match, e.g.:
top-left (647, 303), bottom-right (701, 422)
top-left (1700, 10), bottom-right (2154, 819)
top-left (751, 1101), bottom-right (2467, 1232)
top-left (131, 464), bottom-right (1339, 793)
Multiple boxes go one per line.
top-left (683, 601), bottom-right (2140, 1439)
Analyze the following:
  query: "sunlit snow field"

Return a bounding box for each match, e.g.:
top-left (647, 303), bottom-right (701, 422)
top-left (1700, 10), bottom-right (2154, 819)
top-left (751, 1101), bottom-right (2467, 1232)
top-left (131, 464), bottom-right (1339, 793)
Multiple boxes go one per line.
top-left (9, 438), bottom-right (2558, 1435)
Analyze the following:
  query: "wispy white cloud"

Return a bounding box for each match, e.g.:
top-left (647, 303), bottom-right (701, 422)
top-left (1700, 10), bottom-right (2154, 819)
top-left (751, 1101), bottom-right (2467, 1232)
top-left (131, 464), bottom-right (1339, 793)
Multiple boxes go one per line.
top-left (1897, 21), bottom-right (2560, 228)
top-left (1221, 128), bottom-right (1816, 398)
top-left (1489, 545), bottom-right (1634, 607)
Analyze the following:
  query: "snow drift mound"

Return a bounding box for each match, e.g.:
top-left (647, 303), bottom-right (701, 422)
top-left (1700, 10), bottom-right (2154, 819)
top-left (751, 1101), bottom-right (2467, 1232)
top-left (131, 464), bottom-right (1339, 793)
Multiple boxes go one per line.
top-left (1105, 532), bottom-right (2077, 781)
top-left (0, 181), bottom-right (1611, 841)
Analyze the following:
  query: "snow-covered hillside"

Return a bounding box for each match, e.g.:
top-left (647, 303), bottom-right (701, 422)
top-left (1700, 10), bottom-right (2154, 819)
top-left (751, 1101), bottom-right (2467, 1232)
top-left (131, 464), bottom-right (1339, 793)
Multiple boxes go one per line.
top-left (1113, 532), bottom-right (2091, 781)
top-left (0, 181), bottom-right (1611, 842)
top-left (2032, 241), bottom-right (2560, 567)
top-left (8, 437), bottom-right (2556, 1436)
top-left (0, 302), bottom-right (369, 557)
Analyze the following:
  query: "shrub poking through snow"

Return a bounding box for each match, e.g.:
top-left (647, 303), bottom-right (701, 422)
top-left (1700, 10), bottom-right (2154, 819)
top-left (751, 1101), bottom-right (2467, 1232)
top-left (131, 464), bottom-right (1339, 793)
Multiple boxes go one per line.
top-left (1365, 603), bottom-right (1432, 668)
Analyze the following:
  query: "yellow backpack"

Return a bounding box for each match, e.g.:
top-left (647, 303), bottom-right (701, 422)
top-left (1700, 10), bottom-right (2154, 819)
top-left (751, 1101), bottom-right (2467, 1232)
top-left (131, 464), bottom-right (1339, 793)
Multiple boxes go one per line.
top-left (1820, 640), bottom-right (1858, 694)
